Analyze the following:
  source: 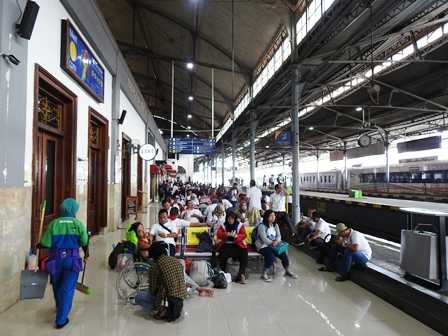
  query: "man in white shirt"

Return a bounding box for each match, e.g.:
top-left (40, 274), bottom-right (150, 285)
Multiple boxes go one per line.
top-left (182, 200), bottom-right (204, 224)
top-left (270, 184), bottom-right (287, 213)
top-left (206, 204), bottom-right (226, 234)
top-left (323, 223), bottom-right (372, 282)
top-left (150, 209), bottom-right (179, 256)
top-left (219, 197), bottom-right (233, 210)
top-left (269, 184), bottom-right (291, 239)
top-left (306, 212), bottom-right (331, 263)
top-left (247, 180), bottom-right (262, 211)
top-left (308, 212), bottom-right (331, 242)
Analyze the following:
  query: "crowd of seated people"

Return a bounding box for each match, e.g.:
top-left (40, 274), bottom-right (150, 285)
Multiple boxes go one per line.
top-left (121, 179), bottom-right (372, 322)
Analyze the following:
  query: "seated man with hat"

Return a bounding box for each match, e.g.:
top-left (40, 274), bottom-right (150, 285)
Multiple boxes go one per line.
top-left (320, 223), bottom-right (372, 282)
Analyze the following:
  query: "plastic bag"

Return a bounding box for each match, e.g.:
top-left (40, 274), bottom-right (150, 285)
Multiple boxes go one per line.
top-left (116, 253), bottom-right (133, 272)
top-left (190, 260), bottom-right (211, 287)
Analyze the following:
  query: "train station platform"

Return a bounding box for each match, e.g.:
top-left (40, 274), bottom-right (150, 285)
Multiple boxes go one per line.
top-left (0, 222), bottom-right (441, 336)
top-left (300, 191), bottom-right (448, 213)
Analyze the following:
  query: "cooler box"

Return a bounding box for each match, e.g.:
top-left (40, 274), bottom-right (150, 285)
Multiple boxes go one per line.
top-left (350, 189), bottom-right (363, 199)
top-left (400, 229), bottom-right (439, 281)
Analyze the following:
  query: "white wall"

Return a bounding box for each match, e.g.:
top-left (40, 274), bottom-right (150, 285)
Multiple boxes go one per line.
top-left (177, 154), bottom-right (195, 179)
top-left (119, 90), bottom-right (147, 194)
top-left (24, 0), bottom-right (113, 187)
top-left (155, 141), bottom-right (164, 160)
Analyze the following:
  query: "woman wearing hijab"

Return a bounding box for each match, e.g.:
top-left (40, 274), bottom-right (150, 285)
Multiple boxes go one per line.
top-left (39, 198), bottom-right (89, 329)
top-left (216, 210), bottom-right (248, 284)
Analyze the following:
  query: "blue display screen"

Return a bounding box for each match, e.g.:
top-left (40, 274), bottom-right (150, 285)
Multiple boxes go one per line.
top-left (169, 138), bottom-right (216, 155)
top-left (274, 128), bottom-right (292, 146)
top-left (61, 20), bottom-right (105, 102)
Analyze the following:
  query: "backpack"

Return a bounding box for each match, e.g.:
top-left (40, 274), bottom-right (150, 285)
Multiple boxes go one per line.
top-left (211, 271), bottom-right (228, 289)
top-left (108, 241), bottom-right (136, 269)
top-left (196, 231), bottom-right (213, 252)
top-left (251, 225), bottom-right (259, 247)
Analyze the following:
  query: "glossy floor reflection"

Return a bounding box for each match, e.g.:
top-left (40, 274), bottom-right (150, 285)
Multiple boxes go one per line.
top-left (0, 220), bottom-right (441, 336)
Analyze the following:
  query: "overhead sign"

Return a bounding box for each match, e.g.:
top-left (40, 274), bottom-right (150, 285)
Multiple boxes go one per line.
top-left (139, 144), bottom-right (157, 161)
top-left (397, 136), bottom-right (441, 153)
top-left (273, 128), bottom-right (292, 146)
top-left (61, 20), bottom-right (105, 102)
top-left (169, 138), bottom-right (216, 155)
top-left (347, 142), bottom-right (385, 159)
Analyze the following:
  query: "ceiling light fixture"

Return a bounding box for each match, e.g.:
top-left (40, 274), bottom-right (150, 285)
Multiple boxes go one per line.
top-left (187, 126), bottom-right (191, 130)
top-left (308, 126), bottom-right (314, 131)
top-left (187, 114), bottom-right (192, 119)
top-left (186, 61), bottom-right (194, 70)
top-left (188, 95), bottom-right (194, 101)
top-left (265, 145), bottom-right (270, 149)
top-left (356, 106), bottom-right (363, 112)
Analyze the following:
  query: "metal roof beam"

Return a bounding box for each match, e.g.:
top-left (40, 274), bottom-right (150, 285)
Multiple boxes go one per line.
top-left (132, 71), bottom-right (229, 105)
top-left (148, 104), bottom-right (213, 127)
top-left (172, 63), bottom-right (234, 110)
top-left (135, 9), bottom-right (159, 80)
top-left (118, 41), bottom-right (247, 74)
top-left (133, 72), bottom-right (223, 125)
top-left (130, 0), bottom-right (251, 74)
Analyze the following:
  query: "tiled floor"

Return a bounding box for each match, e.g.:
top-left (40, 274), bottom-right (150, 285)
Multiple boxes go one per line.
top-left (0, 209), bottom-right (441, 336)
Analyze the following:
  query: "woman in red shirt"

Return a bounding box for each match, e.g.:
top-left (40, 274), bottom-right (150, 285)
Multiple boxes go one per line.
top-left (216, 210), bottom-right (248, 284)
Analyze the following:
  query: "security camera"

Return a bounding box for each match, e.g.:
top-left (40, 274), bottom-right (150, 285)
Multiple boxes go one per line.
top-left (1, 53), bottom-right (20, 66)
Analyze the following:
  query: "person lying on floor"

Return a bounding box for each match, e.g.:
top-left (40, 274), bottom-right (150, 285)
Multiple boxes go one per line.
top-left (319, 223), bottom-right (372, 281)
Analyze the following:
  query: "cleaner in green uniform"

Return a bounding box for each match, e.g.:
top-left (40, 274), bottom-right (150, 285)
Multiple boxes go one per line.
top-left (39, 198), bottom-right (89, 329)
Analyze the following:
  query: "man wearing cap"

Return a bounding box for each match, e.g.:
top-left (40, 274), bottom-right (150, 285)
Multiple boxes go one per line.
top-left (323, 223), bottom-right (372, 281)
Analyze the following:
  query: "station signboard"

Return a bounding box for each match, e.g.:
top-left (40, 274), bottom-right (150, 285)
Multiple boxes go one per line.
top-left (61, 20), bottom-right (105, 102)
top-left (168, 138), bottom-right (216, 155)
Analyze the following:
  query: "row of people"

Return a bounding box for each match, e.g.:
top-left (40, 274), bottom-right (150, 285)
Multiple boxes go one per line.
top-left (143, 200), bottom-right (298, 283)
top-left (292, 210), bottom-right (372, 281)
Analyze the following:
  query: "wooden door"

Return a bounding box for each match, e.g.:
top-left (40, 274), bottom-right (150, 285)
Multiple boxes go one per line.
top-left (121, 134), bottom-right (131, 221)
top-left (32, 131), bottom-right (63, 242)
top-left (31, 65), bottom-right (77, 248)
top-left (87, 109), bottom-right (108, 234)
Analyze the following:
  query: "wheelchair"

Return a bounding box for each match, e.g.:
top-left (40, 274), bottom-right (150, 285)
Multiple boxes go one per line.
top-left (116, 254), bottom-right (154, 303)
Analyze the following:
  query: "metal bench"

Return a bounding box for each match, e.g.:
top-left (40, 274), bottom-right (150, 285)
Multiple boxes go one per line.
top-left (175, 226), bottom-right (264, 270)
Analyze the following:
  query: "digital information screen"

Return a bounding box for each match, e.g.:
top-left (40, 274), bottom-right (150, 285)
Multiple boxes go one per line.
top-left (169, 138), bottom-right (216, 155)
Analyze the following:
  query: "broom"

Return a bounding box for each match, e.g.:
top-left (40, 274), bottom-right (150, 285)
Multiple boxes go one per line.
top-left (76, 259), bottom-right (91, 295)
